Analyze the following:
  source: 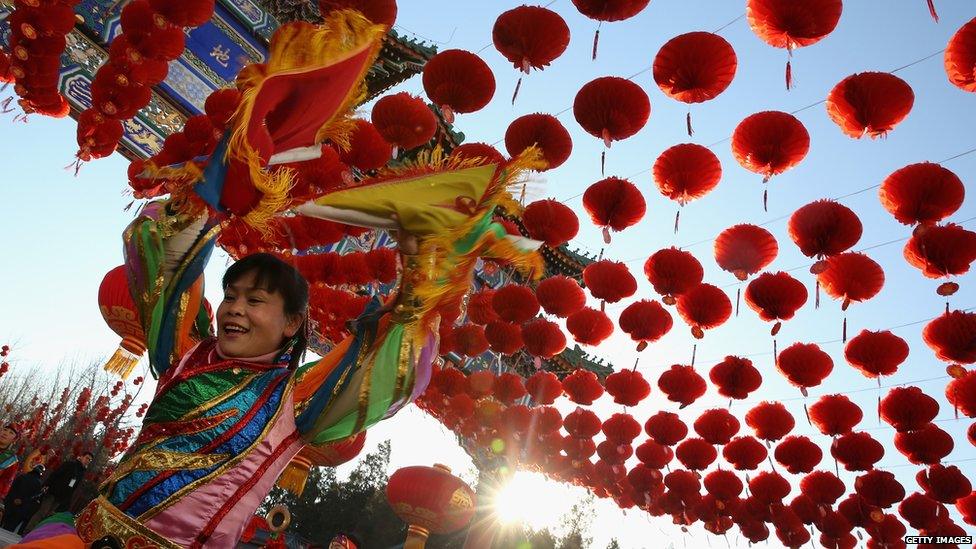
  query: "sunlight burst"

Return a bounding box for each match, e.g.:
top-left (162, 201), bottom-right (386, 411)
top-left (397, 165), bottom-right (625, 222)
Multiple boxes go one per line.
top-left (492, 471), bottom-right (579, 531)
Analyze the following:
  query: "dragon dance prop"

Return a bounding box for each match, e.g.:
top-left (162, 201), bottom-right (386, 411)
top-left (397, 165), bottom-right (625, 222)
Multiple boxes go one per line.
top-left (78, 10), bottom-right (543, 548)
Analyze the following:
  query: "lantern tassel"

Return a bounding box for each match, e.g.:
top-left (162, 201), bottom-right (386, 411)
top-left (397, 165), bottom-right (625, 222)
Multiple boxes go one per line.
top-left (276, 459), bottom-right (312, 496)
top-left (602, 226), bottom-right (611, 244)
top-left (600, 150), bottom-right (606, 176)
top-left (735, 287), bottom-right (741, 317)
top-left (691, 343), bottom-right (697, 366)
top-left (803, 402), bottom-right (811, 426)
top-left (591, 25), bottom-right (601, 60)
top-left (686, 111), bottom-right (693, 136)
top-left (762, 187), bottom-right (768, 212)
top-left (773, 338), bottom-right (777, 360)
top-left (512, 76), bottom-right (523, 105)
top-left (103, 346), bottom-right (141, 379)
top-left (877, 377), bottom-right (882, 424)
top-left (785, 59), bottom-right (792, 90)
top-left (815, 280), bottom-right (821, 308)
top-left (927, 0), bottom-right (939, 21)
top-left (842, 315), bottom-right (847, 343)
top-left (674, 209), bottom-right (680, 233)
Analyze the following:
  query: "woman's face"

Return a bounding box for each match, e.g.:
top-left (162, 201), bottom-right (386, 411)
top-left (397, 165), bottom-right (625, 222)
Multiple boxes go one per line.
top-left (0, 428), bottom-right (15, 447)
top-left (217, 270), bottom-right (302, 359)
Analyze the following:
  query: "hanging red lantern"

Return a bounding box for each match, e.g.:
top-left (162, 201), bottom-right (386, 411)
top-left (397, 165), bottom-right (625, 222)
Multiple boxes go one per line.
top-left (709, 356), bottom-right (762, 400)
top-left (826, 72), bottom-right (914, 138)
top-left (731, 110), bottom-right (810, 209)
top-left (923, 310), bottom-right (976, 365)
top-left (880, 386), bottom-right (939, 432)
top-left (676, 437), bottom-right (718, 471)
top-left (505, 113), bottom-right (573, 170)
top-left (582, 177), bottom-right (646, 243)
top-left (493, 5), bottom-right (570, 103)
top-left (339, 119), bottom-right (392, 172)
top-left (604, 369), bottom-right (650, 406)
top-left (371, 92), bottom-right (437, 151)
top-left (801, 471), bottom-right (846, 506)
top-left (745, 401), bottom-right (795, 442)
top-left (653, 32), bottom-right (737, 135)
top-left (467, 289), bottom-right (499, 325)
top-left (562, 369), bottom-right (605, 405)
top-left (635, 439), bottom-right (673, 469)
top-left (844, 330), bottom-right (909, 379)
top-left (947, 369), bottom-right (976, 418)
top-left (749, 471), bottom-right (791, 504)
top-left (774, 435), bottom-right (823, 474)
top-left (521, 199), bottom-right (580, 247)
top-left (618, 300), bottom-right (673, 351)
top-left (746, 0), bottom-right (842, 89)
top-left (899, 492), bottom-right (945, 531)
top-left (571, 0), bottom-right (650, 59)
top-left (945, 16), bottom-right (976, 92)
top-left (831, 431), bottom-right (884, 472)
top-left (723, 436), bottom-right (768, 471)
top-left (809, 394), bottom-right (863, 437)
top-left (644, 411), bottom-right (688, 446)
top-left (693, 408), bottom-right (740, 445)
top-left (603, 413), bottom-right (641, 444)
top-left (657, 364), bottom-right (707, 408)
top-left (485, 321), bottom-right (523, 355)
top-left (450, 142), bottom-right (505, 165)
top-left (958, 492), bottom-right (976, 526)
top-left (567, 307), bottom-right (615, 346)
top-left (520, 318), bottom-right (566, 359)
top-left (917, 465), bottom-right (972, 504)
top-left (704, 470), bottom-right (743, 502)
top-left (644, 247), bottom-right (704, 305)
top-left (879, 162), bottom-right (965, 226)
top-left (536, 275), bottom-right (586, 318)
top-left (676, 283), bottom-right (732, 339)
top-left (525, 371), bottom-right (563, 405)
top-left (386, 464), bottom-right (476, 546)
top-left (466, 371), bottom-right (496, 400)
top-left (788, 200), bottom-right (863, 272)
top-left (422, 49), bottom-right (495, 123)
top-left (453, 325), bottom-right (489, 357)
top-left (583, 260), bottom-right (637, 305)
top-left (564, 407), bottom-right (602, 439)
top-left (574, 76), bottom-right (650, 170)
top-left (98, 265), bottom-right (148, 379)
top-left (318, 0), bottom-right (397, 26)
top-left (653, 143), bottom-right (722, 230)
top-left (714, 224), bottom-right (779, 281)
top-left (817, 252), bottom-right (885, 311)
top-left (493, 372), bottom-right (528, 405)
top-left (491, 285), bottom-right (540, 323)
top-left (855, 470), bottom-right (906, 509)
top-left (744, 271), bottom-right (808, 335)
top-left (776, 342), bottom-right (833, 394)
top-left (904, 223), bottom-right (976, 296)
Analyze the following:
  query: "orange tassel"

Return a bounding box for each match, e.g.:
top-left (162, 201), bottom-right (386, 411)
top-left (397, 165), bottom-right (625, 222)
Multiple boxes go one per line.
top-left (686, 111), bottom-right (693, 136)
top-left (591, 27), bottom-right (600, 60)
top-left (927, 0), bottom-right (939, 21)
top-left (512, 76), bottom-right (522, 105)
top-left (785, 59), bottom-right (792, 90)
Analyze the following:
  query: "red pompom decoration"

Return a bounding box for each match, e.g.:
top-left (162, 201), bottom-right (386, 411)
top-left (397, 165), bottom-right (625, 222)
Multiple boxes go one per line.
top-left (371, 92), bottom-right (437, 150)
top-left (644, 411), bottom-right (688, 446)
top-left (450, 142), bottom-right (505, 165)
top-left (339, 119), bottom-right (392, 171)
top-left (491, 285), bottom-right (540, 323)
top-left (653, 143), bottom-right (722, 206)
top-left (562, 369), bottom-right (605, 405)
top-left (723, 436), bottom-right (767, 471)
top-left (776, 342), bottom-right (833, 391)
top-left (644, 247), bottom-right (704, 304)
top-left (453, 325), bottom-right (489, 357)
top-left (604, 369), bottom-right (651, 406)
top-left (676, 283), bottom-right (732, 339)
top-left (879, 162), bottom-right (964, 226)
top-left (618, 300), bottom-right (673, 350)
top-left (493, 372), bottom-right (528, 404)
top-left (844, 329), bottom-right (909, 378)
top-left (704, 470), bottom-right (743, 501)
top-left (809, 394), bottom-right (863, 436)
top-left (905, 222), bottom-right (976, 281)
top-left (505, 113), bottom-right (573, 170)
top-left (563, 407), bottom-right (602, 438)
top-left (709, 356), bottom-right (762, 400)
top-left (566, 307), bottom-right (614, 346)
top-left (746, 401), bottom-right (795, 442)
top-left (917, 464), bottom-right (972, 504)
top-left (653, 31), bottom-right (737, 105)
top-left (635, 439), bottom-right (674, 468)
top-left (520, 318), bottom-right (566, 359)
top-left (693, 408), bottom-right (740, 445)
top-left (603, 413), bottom-right (641, 443)
top-left (582, 176), bottom-right (646, 240)
top-left (855, 470), bottom-right (906, 509)
top-left (583, 260), bottom-right (637, 304)
top-left (573, 76), bottom-right (650, 149)
top-left (831, 432), bottom-right (884, 471)
top-left (801, 471), bottom-right (846, 506)
top-left (657, 364), bottom-right (707, 408)
top-left (521, 199), bottom-right (580, 247)
top-left (826, 72), bottom-right (914, 138)
top-left (714, 224), bottom-right (779, 281)
top-left (774, 435), bottom-right (822, 474)
top-left (880, 386), bottom-right (939, 432)
top-left (493, 5), bottom-right (569, 72)
top-left (535, 275), bottom-right (586, 318)
top-left (150, 0), bottom-right (216, 27)
top-left (744, 271), bottom-right (807, 329)
top-left (731, 110), bottom-right (810, 180)
top-left (749, 471), bottom-right (791, 504)
top-left (525, 371), bottom-right (562, 405)
top-left (676, 437), bottom-right (717, 471)
top-left (485, 321), bottom-right (523, 355)
top-left (946, 17), bottom-right (976, 92)
top-left (422, 49), bottom-right (495, 119)
top-left (788, 199), bottom-right (863, 263)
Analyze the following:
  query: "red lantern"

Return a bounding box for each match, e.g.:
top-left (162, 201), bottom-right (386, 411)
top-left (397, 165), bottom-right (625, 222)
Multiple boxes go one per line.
top-left (676, 283), bottom-right (732, 339)
top-left (422, 49), bottom-right (495, 123)
top-left (899, 492), bottom-right (947, 531)
top-left (567, 307), bottom-right (614, 346)
top-left (749, 471), bottom-right (791, 504)
top-left (947, 369), bottom-right (976, 418)
top-left (831, 431), bottom-right (884, 472)
top-left (958, 492), bottom-right (976, 526)
top-left (826, 72), bottom-right (914, 138)
top-left (618, 300), bottom-right (673, 351)
top-left (817, 252), bottom-right (885, 311)
top-left (485, 321), bottom-right (523, 355)
top-left (809, 394), bottom-right (863, 437)
top-left (603, 413), bottom-right (641, 443)
top-left (904, 223), bottom-right (976, 296)
top-left (371, 92), bottom-right (437, 151)
top-left (923, 310), bottom-right (976, 364)
top-left (657, 364), bottom-right (707, 408)
top-left (653, 32), bottom-right (737, 135)
top-left (880, 386), bottom-right (939, 432)
top-left (386, 464), bottom-right (476, 545)
top-left (563, 407), bottom-right (602, 438)
top-left (562, 369), bottom-right (605, 405)
top-left (879, 162), bottom-right (965, 226)
top-left (571, 0), bottom-right (650, 59)
top-left (98, 266), bottom-right (147, 379)
top-left (521, 199), bottom-right (580, 247)
top-left (714, 224), bottom-right (779, 281)
top-left (676, 438), bottom-right (717, 471)
top-left (635, 439), bottom-right (673, 469)
top-left (776, 342), bottom-right (833, 394)
top-left (744, 271), bottom-right (808, 335)
top-left (583, 260), bottom-right (637, 304)
top-left (704, 470), bottom-right (743, 502)
top-left (340, 119), bottom-right (392, 171)
top-left (467, 289), bottom-right (499, 325)
top-left (582, 177), bottom-right (646, 242)
top-left (520, 318), bottom-right (566, 359)
top-left (573, 76), bottom-right (650, 166)
top-left (318, 0), bottom-right (397, 27)
top-left (493, 5), bottom-right (569, 102)
top-left (644, 247), bottom-right (704, 305)
top-left (653, 143), bottom-right (722, 230)
top-left (505, 113), bottom-right (573, 170)
top-left (525, 371), bottom-right (562, 405)
top-left (709, 356), bottom-right (762, 400)
top-left (491, 285), bottom-right (540, 323)
top-left (604, 369), bottom-right (650, 406)
top-left (788, 200), bottom-right (863, 270)
top-left (644, 411), bottom-right (688, 446)
top-left (493, 372), bottom-right (527, 405)
top-left (855, 470), bottom-right (906, 510)
top-left (746, 0), bottom-right (842, 88)
top-left (844, 330), bottom-right (909, 379)
top-left (945, 16), bottom-right (976, 92)
top-left (917, 465), bottom-right (972, 504)
top-left (801, 471), bottom-right (846, 506)
top-left (536, 275), bottom-right (586, 318)
top-left (450, 142), bottom-right (504, 165)
top-left (774, 436), bottom-right (822, 474)
top-left (723, 436), bottom-right (768, 471)
top-left (745, 401), bottom-right (795, 442)
top-left (693, 408), bottom-right (740, 445)
top-left (453, 325), bottom-right (489, 357)
top-left (730, 110), bottom-right (810, 209)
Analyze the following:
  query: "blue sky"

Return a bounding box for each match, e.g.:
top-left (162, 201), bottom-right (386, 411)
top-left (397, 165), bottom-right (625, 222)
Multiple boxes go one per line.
top-left (1, 1), bottom-right (975, 546)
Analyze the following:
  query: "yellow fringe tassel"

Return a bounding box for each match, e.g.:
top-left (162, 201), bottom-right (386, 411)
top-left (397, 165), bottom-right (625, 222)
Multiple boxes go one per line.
top-left (276, 457), bottom-right (313, 496)
top-left (103, 346), bottom-right (142, 379)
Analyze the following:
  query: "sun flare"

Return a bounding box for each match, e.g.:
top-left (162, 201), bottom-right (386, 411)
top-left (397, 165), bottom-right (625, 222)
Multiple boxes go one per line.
top-left (492, 471), bottom-right (580, 531)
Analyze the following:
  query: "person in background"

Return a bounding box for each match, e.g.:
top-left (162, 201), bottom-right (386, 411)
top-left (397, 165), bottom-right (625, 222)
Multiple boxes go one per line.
top-left (24, 452), bottom-right (92, 532)
top-left (0, 425), bottom-right (21, 501)
top-left (1, 464), bottom-right (43, 533)
top-left (329, 531), bottom-right (362, 549)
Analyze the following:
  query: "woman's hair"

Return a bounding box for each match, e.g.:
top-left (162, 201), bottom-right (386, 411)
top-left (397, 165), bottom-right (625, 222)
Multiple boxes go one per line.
top-left (223, 253), bottom-right (310, 369)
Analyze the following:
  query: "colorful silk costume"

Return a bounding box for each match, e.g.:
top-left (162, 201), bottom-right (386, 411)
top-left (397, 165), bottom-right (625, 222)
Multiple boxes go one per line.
top-left (0, 446), bottom-right (20, 500)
